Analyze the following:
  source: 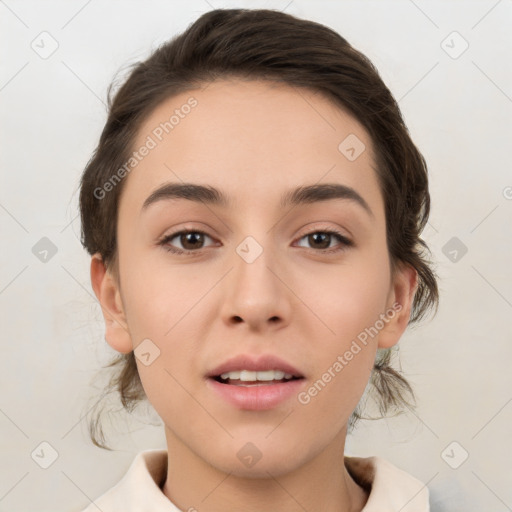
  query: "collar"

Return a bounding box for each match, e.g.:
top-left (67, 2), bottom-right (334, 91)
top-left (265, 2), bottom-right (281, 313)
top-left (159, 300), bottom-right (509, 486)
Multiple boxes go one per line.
top-left (82, 449), bottom-right (429, 511)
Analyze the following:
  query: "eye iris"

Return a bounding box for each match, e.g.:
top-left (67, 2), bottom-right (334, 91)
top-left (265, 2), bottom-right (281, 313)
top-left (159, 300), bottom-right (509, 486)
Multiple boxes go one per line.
top-left (170, 231), bottom-right (340, 252)
top-left (181, 232), bottom-right (204, 250)
top-left (309, 233), bottom-right (330, 249)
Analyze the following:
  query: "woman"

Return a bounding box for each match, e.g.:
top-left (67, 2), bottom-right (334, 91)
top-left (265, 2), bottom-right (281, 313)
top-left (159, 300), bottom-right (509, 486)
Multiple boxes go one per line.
top-left (79, 8), bottom-right (438, 511)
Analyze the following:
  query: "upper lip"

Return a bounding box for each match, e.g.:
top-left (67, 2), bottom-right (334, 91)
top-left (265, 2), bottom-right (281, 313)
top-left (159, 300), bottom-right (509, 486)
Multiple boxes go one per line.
top-left (207, 354), bottom-right (304, 378)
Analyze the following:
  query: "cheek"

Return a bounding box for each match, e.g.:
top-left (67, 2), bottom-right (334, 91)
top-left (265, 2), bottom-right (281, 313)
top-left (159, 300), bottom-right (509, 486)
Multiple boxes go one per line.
top-left (120, 244), bottom-right (211, 339)
top-left (294, 251), bottom-right (390, 404)
top-left (119, 254), bottom-right (213, 382)
top-left (298, 254), bottom-right (391, 344)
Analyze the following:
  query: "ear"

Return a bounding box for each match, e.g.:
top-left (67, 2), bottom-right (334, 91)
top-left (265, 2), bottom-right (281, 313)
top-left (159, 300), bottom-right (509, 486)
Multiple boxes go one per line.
top-left (90, 253), bottom-right (133, 354)
top-left (378, 263), bottom-right (418, 349)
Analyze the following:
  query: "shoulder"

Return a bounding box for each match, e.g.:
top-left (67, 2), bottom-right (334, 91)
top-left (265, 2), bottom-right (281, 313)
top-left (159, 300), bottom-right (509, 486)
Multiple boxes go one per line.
top-left (345, 455), bottom-right (430, 512)
top-left (80, 449), bottom-right (179, 512)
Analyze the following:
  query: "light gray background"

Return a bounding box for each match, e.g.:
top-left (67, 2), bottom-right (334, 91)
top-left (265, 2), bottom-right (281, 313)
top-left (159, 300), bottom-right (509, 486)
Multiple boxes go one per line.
top-left (1, 0), bottom-right (511, 510)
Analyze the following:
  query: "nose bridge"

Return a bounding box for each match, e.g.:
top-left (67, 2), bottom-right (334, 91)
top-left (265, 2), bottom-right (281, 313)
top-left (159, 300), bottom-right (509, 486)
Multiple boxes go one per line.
top-left (221, 232), bottom-right (290, 328)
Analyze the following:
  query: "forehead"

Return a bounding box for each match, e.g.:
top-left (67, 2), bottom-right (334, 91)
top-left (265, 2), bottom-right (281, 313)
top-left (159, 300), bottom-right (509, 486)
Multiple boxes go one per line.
top-left (120, 78), bottom-right (383, 217)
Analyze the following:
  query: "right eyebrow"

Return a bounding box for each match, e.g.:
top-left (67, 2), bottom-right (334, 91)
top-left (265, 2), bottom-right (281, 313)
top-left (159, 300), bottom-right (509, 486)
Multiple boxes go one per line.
top-left (141, 182), bottom-right (229, 212)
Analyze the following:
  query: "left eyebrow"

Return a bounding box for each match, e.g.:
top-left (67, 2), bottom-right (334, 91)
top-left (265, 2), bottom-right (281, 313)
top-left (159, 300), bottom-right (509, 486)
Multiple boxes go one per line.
top-left (280, 183), bottom-right (373, 218)
top-left (141, 182), bottom-right (374, 218)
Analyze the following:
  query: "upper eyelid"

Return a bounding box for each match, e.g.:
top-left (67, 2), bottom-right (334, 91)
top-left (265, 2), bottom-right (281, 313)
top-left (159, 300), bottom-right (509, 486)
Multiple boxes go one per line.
top-left (162, 226), bottom-right (349, 239)
top-left (163, 220), bottom-right (351, 238)
top-left (161, 226), bottom-right (352, 249)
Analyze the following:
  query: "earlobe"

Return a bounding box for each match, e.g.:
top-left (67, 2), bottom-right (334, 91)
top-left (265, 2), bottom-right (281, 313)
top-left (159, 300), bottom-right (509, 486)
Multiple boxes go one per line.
top-left (90, 253), bottom-right (133, 354)
top-left (378, 263), bottom-right (418, 349)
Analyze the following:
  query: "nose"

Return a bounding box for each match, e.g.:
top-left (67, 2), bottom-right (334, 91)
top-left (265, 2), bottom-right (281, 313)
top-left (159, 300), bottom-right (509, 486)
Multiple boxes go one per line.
top-left (219, 238), bottom-right (292, 332)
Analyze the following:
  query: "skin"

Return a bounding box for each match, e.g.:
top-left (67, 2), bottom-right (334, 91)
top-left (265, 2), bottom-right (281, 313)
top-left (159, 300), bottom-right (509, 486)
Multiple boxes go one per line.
top-left (91, 78), bottom-right (417, 512)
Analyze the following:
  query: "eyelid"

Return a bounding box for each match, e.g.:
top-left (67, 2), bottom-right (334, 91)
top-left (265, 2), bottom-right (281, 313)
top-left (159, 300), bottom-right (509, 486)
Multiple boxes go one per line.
top-left (158, 223), bottom-right (353, 254)
top-left (295, 222), bottom-right (353, 241)
top-left (293, 226), bottom-right (353, 253)
top-left (158, 228), bottom-right (217, 253)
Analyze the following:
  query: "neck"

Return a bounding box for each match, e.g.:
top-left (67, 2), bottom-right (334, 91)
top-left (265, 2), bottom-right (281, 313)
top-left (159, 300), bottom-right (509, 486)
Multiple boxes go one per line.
top-left (161, 426), bottom-right (368, 512)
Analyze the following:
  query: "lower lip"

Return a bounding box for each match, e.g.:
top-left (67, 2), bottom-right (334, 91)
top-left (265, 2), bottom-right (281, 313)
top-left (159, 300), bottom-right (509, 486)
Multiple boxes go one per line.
top-left (207, 378), bottom-right (305, 410)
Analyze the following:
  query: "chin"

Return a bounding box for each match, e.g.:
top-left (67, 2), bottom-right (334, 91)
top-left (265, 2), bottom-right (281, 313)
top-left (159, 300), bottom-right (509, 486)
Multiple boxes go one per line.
top-left (203, 436), bottom-right (313, 479)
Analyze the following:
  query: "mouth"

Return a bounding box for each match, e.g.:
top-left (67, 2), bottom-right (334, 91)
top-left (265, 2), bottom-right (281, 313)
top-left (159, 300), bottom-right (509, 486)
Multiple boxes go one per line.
top-left (212, 369), bottom-right (304, 387)
top-left (206, 354), bottom-right (306, 410)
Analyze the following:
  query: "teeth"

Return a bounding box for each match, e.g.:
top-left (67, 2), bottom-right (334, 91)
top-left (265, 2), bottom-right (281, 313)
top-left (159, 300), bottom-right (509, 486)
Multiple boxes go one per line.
top-left (240, 370), bottom-right (257, 381)
top-left (219, 370), bottom-right (295, 381)
top-left (221, 371), bottom-right (240, 380)
top-left (253, 370), bottom-right (284, 381)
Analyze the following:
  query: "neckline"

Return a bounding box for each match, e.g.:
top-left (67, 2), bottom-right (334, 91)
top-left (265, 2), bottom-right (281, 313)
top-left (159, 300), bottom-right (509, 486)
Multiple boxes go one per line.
top-left (156, 453), bottom-right (373, 502)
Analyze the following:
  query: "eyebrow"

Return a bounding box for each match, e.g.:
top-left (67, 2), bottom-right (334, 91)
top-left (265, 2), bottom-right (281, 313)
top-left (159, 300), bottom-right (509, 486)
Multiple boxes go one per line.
top-left (141, 182), bottom-right (373, 217)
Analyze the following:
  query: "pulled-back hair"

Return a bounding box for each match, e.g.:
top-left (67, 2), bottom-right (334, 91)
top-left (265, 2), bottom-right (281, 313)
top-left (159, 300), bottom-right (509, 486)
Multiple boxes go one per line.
top-left (79, 8), bottom-right (439, 449)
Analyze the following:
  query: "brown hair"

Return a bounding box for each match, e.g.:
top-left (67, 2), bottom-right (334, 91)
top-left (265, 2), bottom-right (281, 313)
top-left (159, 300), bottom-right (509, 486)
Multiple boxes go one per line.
top-left (79, 8), bottom-right (439, 449)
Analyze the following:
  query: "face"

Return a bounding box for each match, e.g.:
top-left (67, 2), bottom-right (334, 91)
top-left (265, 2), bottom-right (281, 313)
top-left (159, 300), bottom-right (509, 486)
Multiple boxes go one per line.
top-left (92, 78), bottom-right (416, 478)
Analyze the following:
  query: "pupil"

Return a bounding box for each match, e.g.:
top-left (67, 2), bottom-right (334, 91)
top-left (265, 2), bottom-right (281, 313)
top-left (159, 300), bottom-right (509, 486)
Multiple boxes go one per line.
top-left (310, 233), bottom-right (329, 249)
top-left (179, 232), bottom-right (331, 251)
top-left (182, 232), bottom-right (203, 250)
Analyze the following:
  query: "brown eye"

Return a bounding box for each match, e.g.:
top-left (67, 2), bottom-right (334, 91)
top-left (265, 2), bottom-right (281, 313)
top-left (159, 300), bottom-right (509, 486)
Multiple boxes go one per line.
top-left (307, 232), bottom-right (331, 249)
top-left (180, 232), bottom-right (206, 250)
top-left (296, 230), bottom-right (353, 253)
top-left (159, 230), bottom-right (215, 254)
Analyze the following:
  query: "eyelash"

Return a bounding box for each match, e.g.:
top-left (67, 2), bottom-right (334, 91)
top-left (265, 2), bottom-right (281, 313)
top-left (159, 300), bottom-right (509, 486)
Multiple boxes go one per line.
top-left (158, 228), bottom-right (353, 255)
